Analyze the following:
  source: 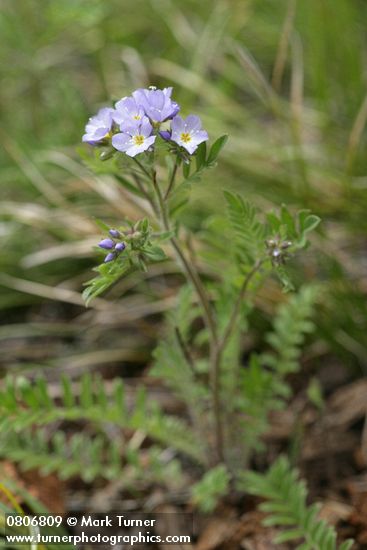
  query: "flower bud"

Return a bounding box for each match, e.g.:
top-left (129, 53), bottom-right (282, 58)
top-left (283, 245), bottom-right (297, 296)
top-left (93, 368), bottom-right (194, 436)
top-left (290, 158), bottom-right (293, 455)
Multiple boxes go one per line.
top-left (159, 130), bottom-right (171, 141)
top-left (104, 252), bottom-right (116, 263)
top-left (115, 242), bottom-right (126, 252)
top-left (109, 229), bottom-right (121, 238)
top-left (98, 238), bottom-right (115, 249)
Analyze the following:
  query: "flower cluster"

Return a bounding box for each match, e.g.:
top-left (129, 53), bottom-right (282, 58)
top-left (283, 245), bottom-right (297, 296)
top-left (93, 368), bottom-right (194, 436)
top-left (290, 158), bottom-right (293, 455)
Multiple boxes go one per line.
top-left (265, 237), bottom-right (292, 266)
top-left (83, 86), bottom-right (208, 157)
top-left (98, 229), bottom-right (126, 263)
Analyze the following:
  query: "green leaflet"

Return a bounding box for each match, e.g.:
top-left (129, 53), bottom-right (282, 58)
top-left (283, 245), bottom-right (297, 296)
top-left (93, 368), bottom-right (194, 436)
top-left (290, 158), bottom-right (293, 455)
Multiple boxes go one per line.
top-left (239, 456), bottom-right (354, 550)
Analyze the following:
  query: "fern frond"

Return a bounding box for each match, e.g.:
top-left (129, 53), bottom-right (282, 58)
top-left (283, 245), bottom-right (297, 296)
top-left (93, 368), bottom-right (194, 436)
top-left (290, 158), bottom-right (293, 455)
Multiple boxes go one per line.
top-left (192, 465), bottom-right (230, 513)
top-left (224, 191), bottom-right (266, 265)
top-left (152, 335), bottom-right (208, 412)
top-left (0, 429), bottom-right (184, 486)
top-left (0, 374), bottom-right (205, 464)
top-left (261, 285), bottom-right (318, 375)
top-left (0, 430), bottom-right (122, 482)
top-left (236, 286), bottom-right (318, 453)
top-left (239, 456), bottom-right (354, 550)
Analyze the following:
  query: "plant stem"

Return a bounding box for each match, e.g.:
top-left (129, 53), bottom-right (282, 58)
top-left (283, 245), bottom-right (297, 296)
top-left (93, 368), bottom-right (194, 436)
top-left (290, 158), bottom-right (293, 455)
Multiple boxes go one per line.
top-left (131, 172), bottom-right (159, 215)
top-left (139, 161), bottom-right (226, 463)
top-left (219, 259), bottom-right (263, 354)
top-left (152, 169), bottom-right (218, 343)
top-left (164, 157), bottom-right (179, 200)
top-left (132, 157), bottom-right (153, 180)
top-left (209, 259), bottom-right (263, 462)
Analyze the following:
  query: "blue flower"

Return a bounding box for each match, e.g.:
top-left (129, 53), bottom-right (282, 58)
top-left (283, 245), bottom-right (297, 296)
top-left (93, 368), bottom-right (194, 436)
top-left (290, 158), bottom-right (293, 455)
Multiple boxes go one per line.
top-left (132, 87), bottom-right (179, 123)
top-left (82, 107), bottom-right (114, 145)
top-left (113, 97), bottom-right (145, 127)
top-left (171, 115), bottom-right (208, 154)
top-left (112, 117), bottom-right (156, 157)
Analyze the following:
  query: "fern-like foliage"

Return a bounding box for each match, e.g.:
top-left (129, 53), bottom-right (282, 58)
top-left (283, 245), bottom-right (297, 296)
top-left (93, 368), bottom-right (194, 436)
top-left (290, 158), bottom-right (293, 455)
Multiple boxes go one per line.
top-left (224, 190), bottom-right (266, 266)
top-left (236, 286), bottom-right (318, 454)
top-left (0, 374), bottom-right (205, 466)
top-left (260, 284), bottom-right (319, 375)
top-left (239, 456), bottom-right (354, 550)
top-left (1, 430), bottom-right (122, 482)
top-left (191, 465), bottom-right (230, 513)
top-left (152, 285), bottom-right (209, 412)
top-left (0, 428), bottom-right (183, 485)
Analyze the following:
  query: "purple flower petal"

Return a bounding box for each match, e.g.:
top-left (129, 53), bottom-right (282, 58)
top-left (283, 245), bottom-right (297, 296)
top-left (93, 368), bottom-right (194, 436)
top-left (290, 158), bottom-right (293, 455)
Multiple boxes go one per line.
top-left (159, 130), bottom-right (171, 141)
top-left (185, 114), bottom-right (202, 132)
top-left (132, 87), bottom-right (180, 122)
top-left (125, 135), bottom-right (156, 157)
top-left (112, 133), bottom-right (132, 152)
top-left (115, 242), bottom-right (126, 252)
top-left (82, 107), bottom-right (114, 144)
top-left (171, 115), bottom-right (184, 134)
top-left (171, 114), bottom-right (208, 154)
top-left (113, 97), bottom-right (145, 126)
top-left (98, 238), bottom-right (115, 250)
top-left (140, 117), bottom-right (153, 137)
top-left (109, 229), bottom-right (121, 238)
top-left (104, 252), bottom-right (116, 263)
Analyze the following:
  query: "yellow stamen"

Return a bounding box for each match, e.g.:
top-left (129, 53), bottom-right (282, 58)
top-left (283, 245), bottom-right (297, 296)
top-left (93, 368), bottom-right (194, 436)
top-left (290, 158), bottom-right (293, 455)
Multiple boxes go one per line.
top-left (180, 132), bottom-right (191, 143)
top-left (133, 115), bottom-right (141, 120)
top-left (134, 135), bottom-right (145, 145)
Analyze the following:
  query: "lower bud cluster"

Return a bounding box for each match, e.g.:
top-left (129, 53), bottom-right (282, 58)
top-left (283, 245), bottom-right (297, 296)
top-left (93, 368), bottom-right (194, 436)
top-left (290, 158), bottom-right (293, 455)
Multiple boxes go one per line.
top-left (98, 229), bottom-right (126, 263)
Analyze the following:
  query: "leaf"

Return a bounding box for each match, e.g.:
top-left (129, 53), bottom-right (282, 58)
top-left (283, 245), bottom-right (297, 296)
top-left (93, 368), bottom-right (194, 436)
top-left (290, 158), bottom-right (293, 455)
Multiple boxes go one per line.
top-left (224, 190), bottom-right (265, 264)
top-left (142, 245), bottom-right (167, 262)
top-left (183, 161), bottom-right (191, 179)
top-left (275, 265), bottom-right (295, 292)
top-left (237, 457), bottom-right (354, 550)
top-left (83, 259), bottom-right (132, 305)
top-left (195, 141), bottom-right (207, 171)
top-left (93, 218), bottom-right (112, 232)
top-left (280, 204), bottom-right (297, 239)
top-left (339, 541), bottom-right (354, 550)
top-left (266, 211), bottom-right (282, 232)
top-left (191, 465), bottom-right (230, 513)
top-left (274, 528), bottom-right (304, 543)
top-left (297, 212), bottom-right (321, 248)
top-left (207, 134), bottom-right (228, 165)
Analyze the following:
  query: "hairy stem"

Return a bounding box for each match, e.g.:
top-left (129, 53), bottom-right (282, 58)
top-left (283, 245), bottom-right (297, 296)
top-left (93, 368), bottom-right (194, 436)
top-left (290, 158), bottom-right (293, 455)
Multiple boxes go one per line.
top-left (140, 162), bottom-right (226, 463)
top-left (210, 259), bottom-right (263, 461)
top-left (164, 157), bottom-right (179, 200)
top-left (220, 259), bottom-right (263, 354)
top-left (152, 169), bottom-right (218, 343)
